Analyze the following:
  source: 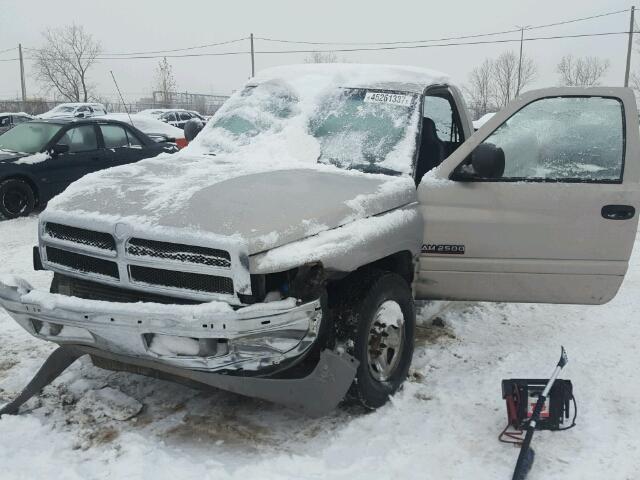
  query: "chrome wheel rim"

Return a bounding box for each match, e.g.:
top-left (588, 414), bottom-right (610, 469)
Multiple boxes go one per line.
top-left (367, 300), bottom-right (405, 382)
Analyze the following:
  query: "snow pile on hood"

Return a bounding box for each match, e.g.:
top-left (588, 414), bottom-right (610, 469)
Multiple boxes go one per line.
top-left (48, 64), bottom-right (445, 250)
top-left (14, 152), bottom-right (50, 165)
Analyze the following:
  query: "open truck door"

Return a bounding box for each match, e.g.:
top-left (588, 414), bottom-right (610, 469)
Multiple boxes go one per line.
top-left (416, 87), bottom-right (639, 304)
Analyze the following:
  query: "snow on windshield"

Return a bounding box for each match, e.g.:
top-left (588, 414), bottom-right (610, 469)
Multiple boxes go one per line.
top-left (187, 64), bottom-right (448, 175)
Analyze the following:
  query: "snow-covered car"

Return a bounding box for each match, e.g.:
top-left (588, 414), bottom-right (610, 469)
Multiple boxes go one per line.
top-left (0, 64), bottom-right (638, 417)
top-left (39, 103), bottom-right (107, 120)
top-left (138, 108), bottom-right (206, 129)
top-left (103, 113), bottom-right (188, 149)
top-left (0, 112), bottom-right (33, 135)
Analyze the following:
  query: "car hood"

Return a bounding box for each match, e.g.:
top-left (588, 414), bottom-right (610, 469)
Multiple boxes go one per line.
top-left (46, 155), bottom-right (417, 255)
top-left (0, 151), bottom-right (26, 163)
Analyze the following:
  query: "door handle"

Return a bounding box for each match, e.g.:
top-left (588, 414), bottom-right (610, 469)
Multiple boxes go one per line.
top-left (601, 205), bottom-right (635, 220)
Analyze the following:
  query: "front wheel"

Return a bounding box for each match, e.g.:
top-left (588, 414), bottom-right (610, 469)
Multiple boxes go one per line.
top-left (0, 179), bottom-right (36, 219)
top-left (337, 271), bottom-right (415, 409)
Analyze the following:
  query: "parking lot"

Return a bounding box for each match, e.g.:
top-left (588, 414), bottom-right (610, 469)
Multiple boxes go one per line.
top-left (1, 215), bottom-right (639, 479)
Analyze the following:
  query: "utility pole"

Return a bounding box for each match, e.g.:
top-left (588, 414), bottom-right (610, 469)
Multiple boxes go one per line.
top-left (18, 43), bottom-right (26, 102)
top-left (515, 25), bottom-right (530, 97)
top-left (250, 33), bottom-right (255, 78)
top-left (624, 5), bottom-right (635, 87)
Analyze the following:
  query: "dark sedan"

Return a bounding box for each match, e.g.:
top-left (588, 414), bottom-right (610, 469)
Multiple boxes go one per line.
top-left (0, 118), bottom-right (178, 219)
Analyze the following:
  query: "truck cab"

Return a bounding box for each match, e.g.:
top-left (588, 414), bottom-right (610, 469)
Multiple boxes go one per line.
top-left (1, 64), bottom-right (638, 416)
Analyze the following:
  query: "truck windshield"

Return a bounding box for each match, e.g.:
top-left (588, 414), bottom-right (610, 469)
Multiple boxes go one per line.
top-left (206, 80), bottom-right (298, 147)
top-left (0, 122), bottom-right (61, 154)
top-left (199, 82), bottom-right (420, 175)
top-left (311, 88), bottom-right (420, 175)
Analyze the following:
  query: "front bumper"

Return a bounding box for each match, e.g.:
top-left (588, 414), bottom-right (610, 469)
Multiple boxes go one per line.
top-left (0, 276), bottom-right (322, 374)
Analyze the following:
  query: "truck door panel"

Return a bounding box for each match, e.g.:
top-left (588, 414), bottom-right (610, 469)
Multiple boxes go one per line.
top-left (416, 88), bottom-right (639, 305)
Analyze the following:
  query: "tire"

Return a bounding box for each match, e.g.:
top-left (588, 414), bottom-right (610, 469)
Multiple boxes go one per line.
top-left (0, 179), bottom-right (35, 219)
top-left (334, 270), bottom-right (416, 409)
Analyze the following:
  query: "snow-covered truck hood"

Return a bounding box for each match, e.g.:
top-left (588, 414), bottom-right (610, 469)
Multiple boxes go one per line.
top-left (46, 64), bottom-right (441, 256)
top-left (46, 156), bottom-right (416, 255)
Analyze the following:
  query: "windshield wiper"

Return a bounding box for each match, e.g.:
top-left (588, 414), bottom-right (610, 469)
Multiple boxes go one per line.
top-left (351, 163), bottom-right (401, 176)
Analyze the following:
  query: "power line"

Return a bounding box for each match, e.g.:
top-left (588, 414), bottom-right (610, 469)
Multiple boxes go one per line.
top-left (254, 8), bottom-right (629, 46)
top-left (99, 36), bottom-right (248, 56)
top-left (82, 30), bottom-right (638, 60)
top-left (22, 37), bottom-right (248, 57)
top-left (0, 46), bottom-right (17, 55)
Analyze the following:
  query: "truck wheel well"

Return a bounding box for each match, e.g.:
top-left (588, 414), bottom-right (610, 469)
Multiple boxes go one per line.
top-left (0, 175), bottom-right (40, 206)
top-left (364, 251), bottom-right (414, 284)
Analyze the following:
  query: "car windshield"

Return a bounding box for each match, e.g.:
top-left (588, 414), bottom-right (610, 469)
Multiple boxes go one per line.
top-left (0, 122), bottom-right (61, 154)
top-left (311, 88), bottom-right (420, 174)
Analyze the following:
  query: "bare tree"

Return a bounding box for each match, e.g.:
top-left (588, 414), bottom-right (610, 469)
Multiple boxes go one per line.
top-left (154, 57), bottom-right (177, 107)
top-left (492, 51), bottom-right (537, 108)
top-left (304, 51), bottom-right (341, 63)
top-left (465, 58), bottom-right (495, 119)
top-left (556, 55), bottom-right (610, 87)
top-left (34, 24), bottom-right (101, 102)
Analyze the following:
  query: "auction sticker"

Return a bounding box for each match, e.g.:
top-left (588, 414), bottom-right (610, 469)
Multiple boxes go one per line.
top-left (364, 91), bottom-right (413, 107)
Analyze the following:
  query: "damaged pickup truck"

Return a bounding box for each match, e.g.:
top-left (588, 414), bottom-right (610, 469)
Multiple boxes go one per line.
top-left (1, 64), bottom-right (639, 417)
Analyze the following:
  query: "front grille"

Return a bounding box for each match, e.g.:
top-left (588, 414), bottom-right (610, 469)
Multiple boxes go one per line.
top-left (46, 246), bottom-right (119, 279)
top-left (54, 274), bottom-right (199, 304)
top-left (127, 238), bottom-right (231, 268)
top-left (129, 265), bottom-right (234, 295)
top-left (45, 223), bottom-right (116, 251)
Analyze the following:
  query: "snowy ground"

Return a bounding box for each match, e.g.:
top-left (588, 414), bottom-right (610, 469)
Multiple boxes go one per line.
top-left (0, 216), bottom-right (639, 480)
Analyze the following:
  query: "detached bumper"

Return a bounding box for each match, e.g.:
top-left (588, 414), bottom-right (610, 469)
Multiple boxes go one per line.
top-left (0, 276), bottom-right (321, 373)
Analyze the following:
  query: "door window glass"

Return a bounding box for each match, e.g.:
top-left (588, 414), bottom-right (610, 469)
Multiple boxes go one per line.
top-left (179, 112), bottom-right (191, 121)
top-left (58, 125), bottom-right (98, 152)
top-left (101, 125), bottom-right (129, 148)
top-left (423, 96), bottom-right (455, 142)
top-left (126, 128), bottom-right (143, 147)
top-left (480, 97), bottom-right (624, 182)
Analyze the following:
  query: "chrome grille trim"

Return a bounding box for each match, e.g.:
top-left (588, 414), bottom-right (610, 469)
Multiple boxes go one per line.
top-left (38, 216), bottom-right (251, 305)
top-left (129, 265), bottom-right (234, 295)
top-left (45, 246), bottom-right (120, 279)
top-left (126, 238), bottom-right (231, 268)
top-left (44, 222), bottom-right (116, 252)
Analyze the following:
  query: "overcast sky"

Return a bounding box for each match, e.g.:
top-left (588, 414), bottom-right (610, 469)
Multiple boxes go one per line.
top-left (0, 0), bottom-right (636, 102)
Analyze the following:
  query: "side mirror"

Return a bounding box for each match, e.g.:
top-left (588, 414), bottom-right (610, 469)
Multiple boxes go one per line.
top-left (74, 112), bottom-right (85, 118)
top-left (51, 144), bottom-right (70, 156)
top-left (184, 118), bottom-right (204, 142)
top-left (470, 142), bottom-right (505, 178)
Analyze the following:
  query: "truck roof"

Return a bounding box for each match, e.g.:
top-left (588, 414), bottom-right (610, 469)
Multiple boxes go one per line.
top-left (251, 63), bottom-right (451, 94)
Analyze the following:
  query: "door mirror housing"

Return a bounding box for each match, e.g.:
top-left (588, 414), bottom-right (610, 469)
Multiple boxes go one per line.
top-left (51, 144), bottom-right (70, 156)
top-left (184, 118), bottom-right (204, 142)
top-left (74, 112), bottom-right (86, 118)
top-left (471, 142), bottom-right (505, 178)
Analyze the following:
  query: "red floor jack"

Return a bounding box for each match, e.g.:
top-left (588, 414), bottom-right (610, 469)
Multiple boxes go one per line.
top-left (500, 347), bottom-right (577, 480)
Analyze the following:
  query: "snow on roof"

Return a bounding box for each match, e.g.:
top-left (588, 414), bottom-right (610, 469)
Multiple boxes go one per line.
top-left (252, 63), bottom-right (450, 94)
top-left (0, 112), bottom-right (32, 117)
top-left (103, 113), bottom-right (184, 138)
